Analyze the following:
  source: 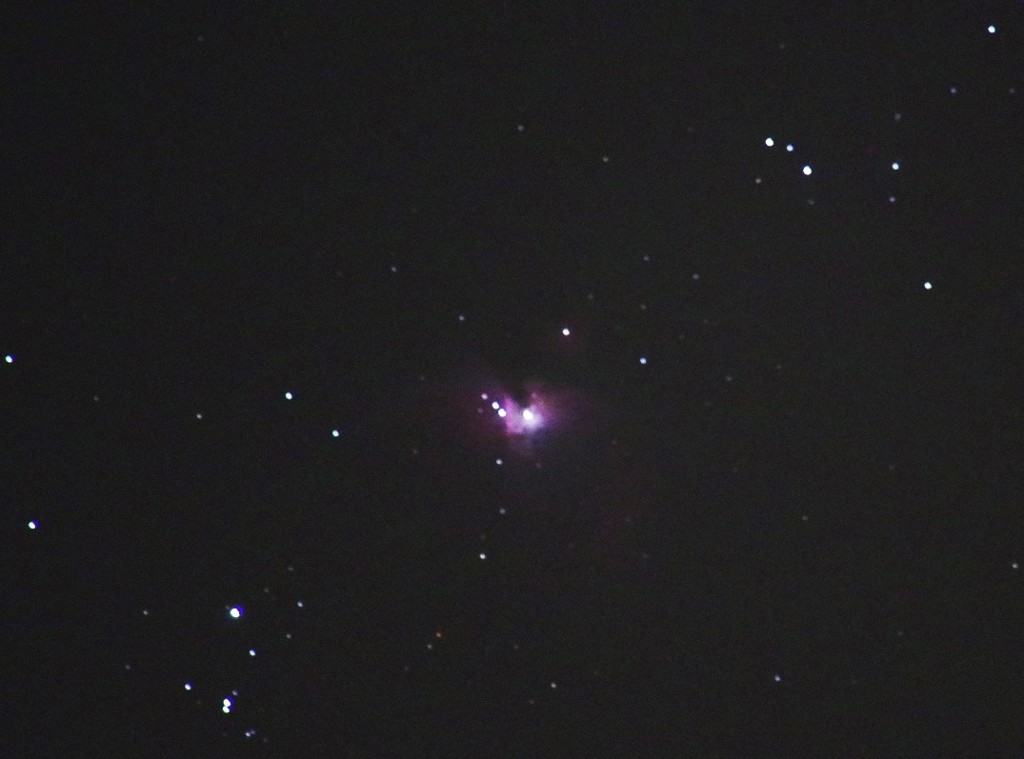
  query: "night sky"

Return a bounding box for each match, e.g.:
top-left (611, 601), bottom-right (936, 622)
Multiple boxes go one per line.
top-left (5, 3), bottom-right (1024, 756)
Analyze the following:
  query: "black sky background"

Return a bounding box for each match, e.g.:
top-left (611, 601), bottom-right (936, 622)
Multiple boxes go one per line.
top-left (3, 2), bottom-right (1024, 756)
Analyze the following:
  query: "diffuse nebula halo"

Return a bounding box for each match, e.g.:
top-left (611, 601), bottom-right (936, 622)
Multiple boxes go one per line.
top-left (448, 368), bottom-right (583, 456)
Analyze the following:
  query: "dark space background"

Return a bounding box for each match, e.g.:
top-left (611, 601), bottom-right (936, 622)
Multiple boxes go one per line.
top-left (3, 2), bottom-right (1023, 756)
